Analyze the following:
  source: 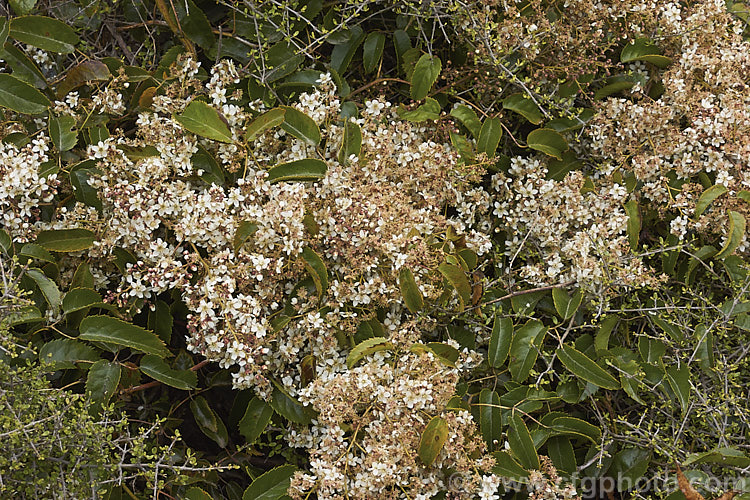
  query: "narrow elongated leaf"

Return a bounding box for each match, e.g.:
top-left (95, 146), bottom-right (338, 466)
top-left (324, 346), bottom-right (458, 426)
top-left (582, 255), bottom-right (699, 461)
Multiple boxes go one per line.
top-left (234, 221), bottom-right (259, 252)
top-left (246, 108), bottom-right (286, 141)
top-left (19, 243), bottom-right (55, 264)
top-left (302, 247), bottom-right (328, 298)
top-left (362, 32), bottom-right (385, 73)
top-left (665, 365), bottom-right (690, 411)
top-left (551, 416), bottom-right (601, 443)
top-left (527, 128), bottom-right (568, 160)
top-left (556, 344), bottom-right (620, 390)
top-left (86, 360), bottom-right (121, 405)
top-left (493, 451), bottom-right (530, 480)
top-left (330, 25), bottom-right (364, 74)
top-left (418, 416), bottom-right (449, 465)
top-left (242, 464), bottom-right (297, 500)
top-left (399, 267), bottom-right (424, 313)
top-left (0, 73), bottom-right (50, 114)
top-left (552, 288), bottom-right (583, 320)
top-left (62, 288), bottom-right (102, 314)
top-left (410, 54), bottom-right (441, 100)
top-left (0, 41), bottom-right (47, 88)
top-left (509, 412), bottom-right (540, 470)
top-left (595, 316), bottom-right (618, 354)
top-left (27, 268), bottom-right (61, 313)
top-left (175, 100), bottom-right (233, 143)
top-left (488, 315), bottom-right (512, 368)
top-left (80, 315), bottom-right (170, 357)
top-left (270, 382), bottom-right (315, 425)
top-left (347, 337), bottom-right (392, 369)
top-left (437, 263), bottom-right (472, 310)
top-left (280, 106), bottom-right (321, 145)
top-left (478, 388), bottom-right (502, 451)
top-left (477, 117), bottom-right (502, 157)
top-left (49, 114), bottom-right (77, 151)
top-left (509, 320), bottom-right (547, 382)
top-left (684, 447), bottom-right (750, 468)
top-left (9, 15), bottom-right (79, 53)
top-left (621, 38), bottom-right (672, 68)
top-left (147, 300), bottom-right (173, 343)
top-left (338, 120), bottom-right (362, 165)
top-left (140, 354), bottom-right (197, 390)
top-left (35, 228), bottom-right (96, 252)
top-left (503, 94), bottom-right (543, 124)
top-left (450, 104), bottom-right (481, 138)
top-left (191, 396), bottom-right (229, 448)
top-left (695, 184), bottom-right (728, 217)
top-left (624, 199), bottom-right (641, 250)
top-left (239, 397), bottom-right (274, 444)
top-left (267, 159), bottom-right (327, 184)
top-left (547, 437), bottom-right (576, 474)
top-left (39, 338), bottom-right (98, 370)
top-left (715, 211), bottom-right (745, 259)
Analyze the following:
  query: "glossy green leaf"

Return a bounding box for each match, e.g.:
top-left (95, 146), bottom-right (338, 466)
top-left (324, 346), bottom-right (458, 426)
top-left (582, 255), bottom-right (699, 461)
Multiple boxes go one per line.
top-left (338, 119), bottom-right (362, 165)
top-left (492, 451), bottom-right (529, 480)
top-left (246, 108), bottom-right (286, 141)
top-left (19, 243), bottom-right (55, 264)
top-left (9, 0), bottom-right (37, 15)
top-left (437, 263), bottom-right (472, 310)
top-left (715, 211), bottom-right (745, 259)
top-left (478, 388), bottom-right (502, 451)
top-left (270, 381), bottom-right (315, 425)
top-left (621, 38), bottom-right (672, 68)
top-left (638, 337), bottom-right (666, 364)
top-left (547, 437), bottom-right (576, 474)
top-left (49, 114), bottom-right (77, 151)
top-left (190, 396), bottom-right (229, 448)
top-left (399, 267), bottom-right (424, 313)
top-left (239, 397), bottom-right (274, 444)
top-left (147, 300), bottom-right (173, 343)
top-left (509, 319), bottom-right (547, 382)
top-left (503, 94), bottom-right (543, 124)
top-left (556, 344), bottom-right (620, 390)
top-left (527, 128), bottom-right (568, 160)
top-left (280, 106), bottom-right (321, 145)
top-left (0, 73), bottom-right (50, 114)
top-left (35, 228), bottom-right (96, 252)
top-left (62, 288), bottom-right (102, 314)
top-left (302, 247), bottom-right (328, 298)
top-left (550, 416), bottom-right (601, 443)
top-left (362, 32), bottom-right (385, 73)
top-left (552, 288), bottom-right (583, 320)
top-left (347, 337), bottom-right (392, 369)
top-left (193, 145), bottom-right (225, 185)
top-left (477, 117), bottom-right (502, 157)
top-left (418, 416), bottom-right (449, 465)
top-left (185, 487), bottom-right (213, 500)
top-left (695, 184), bottom-right (728, 217)
top-left (26, 268), bottom-right (61, 313)
top-left (174, 0), bottom-right (215, 49)
top-left (263, 41), bottom-right (304, 83)
top-left (684, 447), bottom-right (750, 468)
top-left (595, 315), bottom-right (618, 354)
top-left (0, 41), bottom-right (47, 88)
top-left (86, 360), bottom-right (121, 405)
top-left (397, 96), bottom-right (441, 122)
top-left (234, 221), bottom-right (259, 252)
top-left (410, 54), bottom-right (441, 100)
top-left (665, 365), bottom-right (690, 412)
top-left (70, 161), bottom-right (102, 211)
top-left (426, 342), bottom-right (460, 365)
top-left (267, 158), bottom-right (327, 184)
top-left (509, 412), bottom-right (540, 470)
top-left (625, 200), bottom-right (641, 249)
top-left (610, 448), bottom-right (651, 486)
top-left (140, 355), bottom-right (197, 390)
top-left (488, 315), bottom-right (512, 368)
top-left (9, 15), bottom-right (79, 53)
top-left (242, 464), bottom-right (297, 500)
top-left (39, 338), bottom-right (98, 370)
top-left (175, 100), bottom-right (233, 143)
top-left (80, 315), bottom-right (170, 357)
top-left (450, 105), bottom-right (481, 139)
top-left (330, 25), bottom-right (364, 74)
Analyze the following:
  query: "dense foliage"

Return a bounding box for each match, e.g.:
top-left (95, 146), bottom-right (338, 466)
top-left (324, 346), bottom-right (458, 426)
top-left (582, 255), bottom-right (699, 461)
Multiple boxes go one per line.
top-left (1, 0), bottom-right (750, 499)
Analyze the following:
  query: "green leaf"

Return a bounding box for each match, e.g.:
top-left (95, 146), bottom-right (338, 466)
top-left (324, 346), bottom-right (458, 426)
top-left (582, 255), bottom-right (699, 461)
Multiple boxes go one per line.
top-left (362, 32), bottom-right (385, 73)
top-left (0, 228), bottom-right (12, 256)
top-left (62, 288), bottom-right (102, 314)
top-left (330, 25), bottom-right (364, 74)
top-left (175, 100), bottom-right (233, 143)
top-left (185, 487), bottom-right (213, 500)
top-left (0, 73), bottom-right (50, 114)
top-left (418, 416), bottom-right (450, 466)
top-left (665, 365), bottom-right (690, 412)
top-left (547, 437), bottom-right (576, 474)
top-left (399, 267), bottom-right (424, 313)
top-left (35, 228), bottom-right (96, 252)
top-left (263, 41), bottom-right (304, 83)
top-left (695, 184), bottom-right (728, 217)
top-left (347, 337), bottom-right (392, 369)
top-left (190, 396), bottom-right (229, 448)
top-left (19, 243), bottom-right (55, 264)
top-left (550, 416), bottom-right (601, 443)
top-left (694, 324), bottom-right (715, 374)
top-left (9, 0), bottom-right (37, 15)
top-left (492, 451), bottom-right (529, 480)
top-left (86, 360), bottom-right (121, 404)
top-left (39, 338), bottom-right (98, 370)
top-left (147, 300), bottom-right (173, 343)
top-left (509, 319), bottom-right (547, 382)
top-left (9, 15), bottom-right (79, 53)
top-left (5, 305), bottom-right (43, 326)
top-left (267, 158), bottom-right (327, 184)
top-left (715, 211), bottom-right (745, 259)
top-left (487, 315), bottom-right (512, 368)
top-left (193, 145), bottom-right (225, 185)
top-left (503, 94), bottom-right (543, 124)
top-left (0, 41), bottom-right (47, 89)
top-left (625, 200), bottom-right (641, 250)
top-left (234, 221), bottom-right (259, 252)
top-left (477, 117), bottom-right (502, 157)
top-left (552, 288), bottom-right (583, 320)
top-left (56, 60), bottom-right (111, 97)
top-left (410, 54), bottom-right (441, 100)
top-left (242, 464), bottom-right (297, 500)
top-left (49, 114), bottom-right (77, 151)
top-left (140, 354), bottom-right (197, 390)
top-left (450, 104), bottom-right (481, 138)
top-left (437, 263), bottom-right (472, 311)
top-left (338, 119), bottom-right (362, 165)
top-left (509, 411), bottom-right (540, 470)
top-left (610, 448), bottom-right (651, 486)
top-left (280, 106), bottom-right (321, 145)
top-left (684, 447), bottom-right (750, 468)
top-left (0, 19), bottom-right (7, 46)
top-left (527, 128), bottom-right (568, 160)
top-left (174, 0), bottom-right (215, 49)
top-left (638, 337), bottom-right (666, 364)
top-left (246, 108), bottom-right (286, 141)
top-left (556, 344), bottom-right (620, 390)
top-left (270, 381), bottom-right (315, 425)
top-left (80, 315), bottom-right (170, 357)
top-left (26, 268), bottom-right (61, 313)
top-left (302, 247), bottom-right (328, 298)
top-left (621, 38), bottom-right (672, 68)
top-left (478, 388), bottom-right (502, 452)
top-left (70, 161), bottom-right (102, 211)
top-left (397, 97), bottom-right (441, 122)
top-left (239, 397), bottom-right (274, 444)
top-left (426, 342), bottom-right (460, 365)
